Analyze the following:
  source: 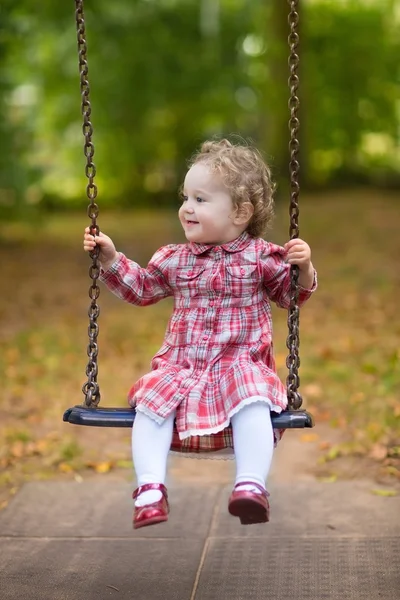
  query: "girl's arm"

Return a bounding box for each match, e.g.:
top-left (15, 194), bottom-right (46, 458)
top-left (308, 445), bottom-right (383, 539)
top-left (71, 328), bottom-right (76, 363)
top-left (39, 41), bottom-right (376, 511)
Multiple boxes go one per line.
top-left (83, 227), bottom-right (175, 306)
top-left (100, 246), bottom-right (176, 307)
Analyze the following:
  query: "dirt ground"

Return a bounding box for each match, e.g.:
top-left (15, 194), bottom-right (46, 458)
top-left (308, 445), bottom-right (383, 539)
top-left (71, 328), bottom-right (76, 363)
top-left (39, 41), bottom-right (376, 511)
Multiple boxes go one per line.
top-left (1, 195), bottom-right (399, 508)
top-left (38, 421), bottom-right (400, 492)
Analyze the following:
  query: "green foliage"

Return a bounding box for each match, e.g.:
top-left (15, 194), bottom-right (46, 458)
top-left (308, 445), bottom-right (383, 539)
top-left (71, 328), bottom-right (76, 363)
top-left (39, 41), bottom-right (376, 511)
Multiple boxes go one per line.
top-left (303, 0), bottom-right (400, 186)
top-left (0, 0), bottom-right (399, 212)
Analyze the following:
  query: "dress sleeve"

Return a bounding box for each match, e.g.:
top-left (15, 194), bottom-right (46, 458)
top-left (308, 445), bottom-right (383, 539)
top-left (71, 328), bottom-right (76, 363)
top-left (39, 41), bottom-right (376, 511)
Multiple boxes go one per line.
top-left (99, 245), bottom-right (176, 306)
top-left (260, 241), bottom-right (317, 309)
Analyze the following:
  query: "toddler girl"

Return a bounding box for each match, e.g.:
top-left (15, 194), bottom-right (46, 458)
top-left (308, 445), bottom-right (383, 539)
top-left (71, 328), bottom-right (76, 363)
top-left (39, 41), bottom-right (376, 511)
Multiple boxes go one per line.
top-left (83, 139), bottom-right (317, 528)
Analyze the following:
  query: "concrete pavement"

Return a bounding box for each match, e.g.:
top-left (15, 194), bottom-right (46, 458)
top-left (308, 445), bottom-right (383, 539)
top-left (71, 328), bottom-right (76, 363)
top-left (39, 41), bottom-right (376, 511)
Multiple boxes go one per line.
top-left (1, 476), bottom-right (399, 599)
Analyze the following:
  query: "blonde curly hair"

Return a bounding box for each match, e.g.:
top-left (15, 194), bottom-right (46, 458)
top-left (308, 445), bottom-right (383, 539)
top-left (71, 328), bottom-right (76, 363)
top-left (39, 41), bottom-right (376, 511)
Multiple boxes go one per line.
top-left (188, 138), bottom-right (275, 238)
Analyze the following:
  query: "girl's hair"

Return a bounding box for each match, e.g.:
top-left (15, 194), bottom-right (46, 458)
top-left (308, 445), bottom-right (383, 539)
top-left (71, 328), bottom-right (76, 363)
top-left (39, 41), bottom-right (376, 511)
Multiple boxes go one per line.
top-left (188, 138), bottom-right (275, 238)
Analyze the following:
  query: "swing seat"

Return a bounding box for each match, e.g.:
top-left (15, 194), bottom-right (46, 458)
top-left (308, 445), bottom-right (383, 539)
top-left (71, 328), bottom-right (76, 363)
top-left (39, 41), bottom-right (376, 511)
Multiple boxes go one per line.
top-left (63, 405), bottom-right (314, 429)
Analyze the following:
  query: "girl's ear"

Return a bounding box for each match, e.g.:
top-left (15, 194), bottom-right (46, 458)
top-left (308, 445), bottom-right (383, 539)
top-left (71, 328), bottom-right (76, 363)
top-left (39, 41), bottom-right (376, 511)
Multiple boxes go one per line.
top-left (233, 202), bottom-right (254, 225)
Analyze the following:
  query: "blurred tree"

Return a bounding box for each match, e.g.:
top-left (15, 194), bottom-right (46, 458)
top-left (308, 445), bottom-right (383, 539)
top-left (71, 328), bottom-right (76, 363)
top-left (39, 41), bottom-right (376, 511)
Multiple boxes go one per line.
top-left (259, 0), bottom-right (292, 190)
top-left (0, 0), bottom-right (399, 214)
top-left (303, 0), bottom-right (400, 187)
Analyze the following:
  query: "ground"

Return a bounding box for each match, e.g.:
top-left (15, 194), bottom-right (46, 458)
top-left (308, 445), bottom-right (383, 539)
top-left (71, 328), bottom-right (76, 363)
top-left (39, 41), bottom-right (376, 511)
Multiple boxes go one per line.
top-left (0, 190), bottom-right (399, 508)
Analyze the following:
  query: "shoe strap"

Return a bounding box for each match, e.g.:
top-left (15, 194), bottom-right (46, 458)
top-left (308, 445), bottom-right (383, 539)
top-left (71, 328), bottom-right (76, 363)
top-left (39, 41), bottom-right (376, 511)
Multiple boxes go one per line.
top-left (234, 481), bottom-right (269, 498)
top-left (132, 483), bottom-right (168, 500)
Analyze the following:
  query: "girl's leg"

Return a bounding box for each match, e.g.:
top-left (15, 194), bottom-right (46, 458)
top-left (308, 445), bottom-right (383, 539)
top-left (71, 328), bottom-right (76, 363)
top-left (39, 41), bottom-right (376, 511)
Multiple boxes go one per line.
top-left (230, 400), bottom-right (274, 492)
top-left (131, 410), bottom-right (175, 506)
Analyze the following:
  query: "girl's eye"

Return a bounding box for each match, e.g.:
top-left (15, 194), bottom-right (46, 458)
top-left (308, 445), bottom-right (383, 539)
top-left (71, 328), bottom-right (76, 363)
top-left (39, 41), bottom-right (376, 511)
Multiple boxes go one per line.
top-left (196, 197), bottom-right (204, 203)
top-left (181, 195), bottom-right (188, 203)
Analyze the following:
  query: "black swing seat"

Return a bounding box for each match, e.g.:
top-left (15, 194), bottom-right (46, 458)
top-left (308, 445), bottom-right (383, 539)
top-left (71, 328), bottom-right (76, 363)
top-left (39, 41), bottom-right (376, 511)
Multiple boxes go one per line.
top-left (63, 405), bottom-right (314, 429)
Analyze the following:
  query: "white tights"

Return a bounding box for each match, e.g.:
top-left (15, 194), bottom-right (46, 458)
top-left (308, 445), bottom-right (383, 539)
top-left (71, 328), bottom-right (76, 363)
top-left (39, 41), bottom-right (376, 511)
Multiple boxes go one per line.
top-left (131, 400), bottom-right (275, 506)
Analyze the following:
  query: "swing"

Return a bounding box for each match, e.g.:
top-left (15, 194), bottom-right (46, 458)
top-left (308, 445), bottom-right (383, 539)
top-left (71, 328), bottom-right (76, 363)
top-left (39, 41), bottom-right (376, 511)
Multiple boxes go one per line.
top-left (63, 0), bottom-right (314, 433)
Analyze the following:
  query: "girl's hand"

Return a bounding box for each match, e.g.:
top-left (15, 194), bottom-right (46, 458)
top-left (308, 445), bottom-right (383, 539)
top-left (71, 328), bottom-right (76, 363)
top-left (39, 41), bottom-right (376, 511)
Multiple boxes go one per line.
top-left (284, 238), bottom-right (314, 289)
top-left (284, 238), bottom-right (311, 270)
top-left (83, 227), bottom-right (118, 269)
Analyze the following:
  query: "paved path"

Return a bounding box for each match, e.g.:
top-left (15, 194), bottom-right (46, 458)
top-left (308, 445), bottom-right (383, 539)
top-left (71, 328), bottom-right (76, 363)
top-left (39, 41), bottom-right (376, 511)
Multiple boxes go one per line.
top-left (1, 439), bottom-right (399, 599)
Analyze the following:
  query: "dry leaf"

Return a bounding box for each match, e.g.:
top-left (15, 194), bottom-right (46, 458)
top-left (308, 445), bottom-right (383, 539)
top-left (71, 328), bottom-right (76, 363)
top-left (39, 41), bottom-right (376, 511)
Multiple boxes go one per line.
top-left (319, 346), bottom-right (334, 359)
top-left (95, 461), bottom-right (113, 474)
top-left (300, 433), bottom-right (320, 443)
top-left (317, 475), bottom-right (338, 483)
top-left (315, 410), bottom-right (332, 422)
top-left (370, 489), bottom-right (398, 497)
top-left (388, 446), bottom-right (400, 457)
top-left (58, 462), bottom-right (74, 473)
top-left (383, 466), bottom-right (400, 478)
top-left (34, 439), bottom-right (51, 455)
top-left (319, 441), bottom-right (331, 451)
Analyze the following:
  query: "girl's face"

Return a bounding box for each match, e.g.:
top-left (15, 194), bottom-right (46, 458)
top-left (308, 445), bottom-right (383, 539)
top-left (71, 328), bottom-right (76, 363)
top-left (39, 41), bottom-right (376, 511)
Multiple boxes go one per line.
top-left (179, 163), bottom-right (243, 245)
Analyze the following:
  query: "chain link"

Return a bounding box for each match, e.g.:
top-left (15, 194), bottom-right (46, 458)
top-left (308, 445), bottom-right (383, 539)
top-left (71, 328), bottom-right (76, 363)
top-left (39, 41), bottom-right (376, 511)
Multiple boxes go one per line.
top-left (286, 0), bottom-right (302, 410)
top-left (75, 0), bottom-right (101, 408)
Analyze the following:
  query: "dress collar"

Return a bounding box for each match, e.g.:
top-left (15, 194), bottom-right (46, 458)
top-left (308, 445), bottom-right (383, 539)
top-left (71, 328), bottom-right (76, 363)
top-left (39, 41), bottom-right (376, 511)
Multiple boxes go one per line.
top-left (189, 231), bottom-right (252, 255)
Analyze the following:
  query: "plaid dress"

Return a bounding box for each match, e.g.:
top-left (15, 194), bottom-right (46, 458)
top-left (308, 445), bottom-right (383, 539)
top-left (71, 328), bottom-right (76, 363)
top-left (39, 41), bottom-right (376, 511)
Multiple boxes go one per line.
top-left (100, 231), bottom-right (317, 453)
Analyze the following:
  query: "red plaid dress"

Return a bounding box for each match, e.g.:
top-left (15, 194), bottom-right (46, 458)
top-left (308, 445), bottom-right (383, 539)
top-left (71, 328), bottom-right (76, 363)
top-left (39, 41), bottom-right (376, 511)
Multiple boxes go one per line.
top-left (100, 231), bottom-right (317, 454)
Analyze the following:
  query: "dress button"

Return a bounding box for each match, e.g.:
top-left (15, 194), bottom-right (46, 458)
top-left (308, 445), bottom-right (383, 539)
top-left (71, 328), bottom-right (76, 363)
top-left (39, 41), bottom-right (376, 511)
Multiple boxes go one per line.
top-left (202, 335), bottom-right (208, 341)
top-left (209, 301), bottom-right (214, 307)
top-left (240, 268), bottom-right (245, 275)
top-left (187, 271), bottom-right (193, 276)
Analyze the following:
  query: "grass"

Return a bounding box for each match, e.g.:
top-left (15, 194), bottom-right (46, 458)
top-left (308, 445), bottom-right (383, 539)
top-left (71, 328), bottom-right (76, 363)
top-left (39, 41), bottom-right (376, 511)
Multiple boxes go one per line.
top-left (0, 189), bottom-right (399, 506)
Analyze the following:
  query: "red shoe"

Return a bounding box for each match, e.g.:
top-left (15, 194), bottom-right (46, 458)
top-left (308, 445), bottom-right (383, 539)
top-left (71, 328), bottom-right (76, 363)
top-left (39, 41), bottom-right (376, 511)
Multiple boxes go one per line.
top-left (132, 483), bottom-right (169, 529)
top-left (228, 481), bottom-right (270, 525)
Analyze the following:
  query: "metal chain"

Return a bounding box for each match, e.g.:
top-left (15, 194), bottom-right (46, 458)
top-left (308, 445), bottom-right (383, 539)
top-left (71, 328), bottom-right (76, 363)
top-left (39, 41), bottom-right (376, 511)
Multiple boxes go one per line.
top-left (75, 0), bottom-right (101, 408)
top-left (286, 0), bottom-right (302, 410)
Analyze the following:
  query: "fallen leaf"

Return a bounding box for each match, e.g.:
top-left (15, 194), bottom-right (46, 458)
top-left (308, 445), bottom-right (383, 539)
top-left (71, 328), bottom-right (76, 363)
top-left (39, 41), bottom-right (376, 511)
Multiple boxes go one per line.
top-left (58, 462), bottom-right (74, 473)
top-left (300, 433), bottom-right (320, 443)
top-left (370, 489), bottom-right (398, 497)
top-left (383, 466), bottom-right (400, 478)
top-left (314, 410), bottom-right (332, 422)
top-left (34, 439), bottom-right (51, 455)
top-left (325, 446), bottom-right (342, 461)
top-left (319, 441), bottom-right (331, 451)
top-left (95, 461), bottom-right (113, 474)
top-left (317, 475), bottom-right (338, 483)
top-left (319, 346), bottom-right (334, 359)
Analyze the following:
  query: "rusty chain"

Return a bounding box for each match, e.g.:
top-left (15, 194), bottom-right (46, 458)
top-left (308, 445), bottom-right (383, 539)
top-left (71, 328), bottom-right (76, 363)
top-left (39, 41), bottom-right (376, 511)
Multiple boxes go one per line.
top-left (75, 0), bottom-right (101, 408)
top-left (286, 0), bottom-right (302, 410)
